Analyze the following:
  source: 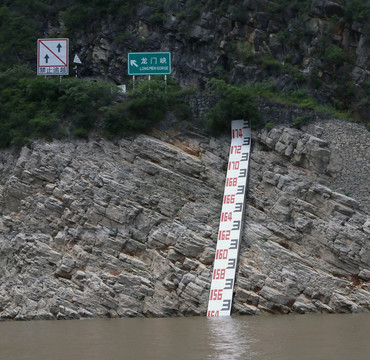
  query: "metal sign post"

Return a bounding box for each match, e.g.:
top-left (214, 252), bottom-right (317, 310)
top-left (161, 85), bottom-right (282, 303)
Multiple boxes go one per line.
top-left (73, 54), bottom-right (82, 78)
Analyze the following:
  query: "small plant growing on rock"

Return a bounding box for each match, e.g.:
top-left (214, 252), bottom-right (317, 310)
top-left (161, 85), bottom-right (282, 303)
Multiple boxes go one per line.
top-left (323, 45), bottom-right (345, 67)
top-left (264, 122), bottom-right (275, 130)
top-left (292, 115), bottom-right (310, 129)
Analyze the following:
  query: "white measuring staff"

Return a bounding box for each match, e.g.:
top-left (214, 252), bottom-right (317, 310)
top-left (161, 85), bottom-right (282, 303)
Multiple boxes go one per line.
top-left (207, 119), bottom-right (251, 317)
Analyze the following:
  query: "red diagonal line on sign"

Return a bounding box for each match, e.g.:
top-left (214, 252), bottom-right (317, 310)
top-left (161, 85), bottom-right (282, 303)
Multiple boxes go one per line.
top-left (40, 41), bottom-right (67, 66)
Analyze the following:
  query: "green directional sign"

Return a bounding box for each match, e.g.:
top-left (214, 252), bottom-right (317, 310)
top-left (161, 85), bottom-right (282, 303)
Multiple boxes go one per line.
top-left (127, 52), bottom-right (171, 75)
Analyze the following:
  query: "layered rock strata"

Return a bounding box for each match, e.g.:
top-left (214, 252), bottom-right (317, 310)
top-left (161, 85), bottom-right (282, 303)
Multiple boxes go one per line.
top-left (0, 119), bottom-right (369, 320)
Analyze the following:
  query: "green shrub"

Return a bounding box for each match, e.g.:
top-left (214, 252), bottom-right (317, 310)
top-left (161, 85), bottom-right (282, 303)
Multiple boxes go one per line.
top-left (74, 128), bottom-right (89, 138)
top-left (176, 0), bottom-right (202, 23)
top-left (323, 45), bottom-right (345, 66)
top-left (29, 111), bottom-right (59, 135)
top-left (149, 11), bottom-right (164, 24)
top-left (103, 78), bottom-right (192, 137)
top-left (292, 115), bottom-right (310, 129)
top-left (57, 78), bottom-right (117, 129)
top-left (366, 123), bottom-right (370, 132)
top-left (186, 2), bottom-right (203, 22)
top-left (0, 66), bottom-right (119, 148)
top-left (248, 80), bottom-right (278, 99)
top-left (0, 6), bottom-right (36, 71)
top-left (103, 102), bottom-right (129, 136)
top-left (225, 40), bottom-right (255, 64)
top-left (0, 65), bottom-right (192, 147)
top-left (291, 66), bottom-right (307, 84)
top-left (206, 79), bottom-right (261, 135)
top-left (127, 79), bottom-right (168, 127)
top-left (261, 58), bottom-right (283, 72)
top-left (289, 89), bottom-right (318, 109)
top-left (344, 0), bottom-right (370, 23)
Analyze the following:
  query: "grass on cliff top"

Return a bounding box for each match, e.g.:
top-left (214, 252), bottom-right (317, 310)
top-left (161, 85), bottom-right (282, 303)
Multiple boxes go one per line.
top-left (0, 66), bottom-right (359, 149)
top-left (205, 78), bottom-right (355, 136)
top-left (244, 80), bottom-right (354, 121)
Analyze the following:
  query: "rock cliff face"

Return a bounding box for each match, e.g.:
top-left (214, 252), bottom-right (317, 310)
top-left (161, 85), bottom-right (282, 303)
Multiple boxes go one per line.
top-left (0, 112), bottom-right (369, 320)
top-left (66, 0), bottom-right (370, 119)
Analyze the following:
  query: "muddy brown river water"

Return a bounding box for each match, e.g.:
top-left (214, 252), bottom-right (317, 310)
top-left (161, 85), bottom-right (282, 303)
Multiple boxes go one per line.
top-left (1, 313), bottom-right (369, 360)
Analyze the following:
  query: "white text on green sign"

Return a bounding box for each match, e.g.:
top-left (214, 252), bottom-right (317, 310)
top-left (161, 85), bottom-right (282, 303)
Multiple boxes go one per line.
top-left (128, 52), bottom-right (171, 75)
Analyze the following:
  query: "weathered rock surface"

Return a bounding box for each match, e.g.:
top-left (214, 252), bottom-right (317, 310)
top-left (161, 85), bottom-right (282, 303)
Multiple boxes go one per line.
top-left (0, 118), bottom-right (369, 320)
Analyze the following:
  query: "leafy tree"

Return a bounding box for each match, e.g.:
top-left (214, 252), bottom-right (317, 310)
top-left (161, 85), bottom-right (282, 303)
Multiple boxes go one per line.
top-left (206, 79), bottom-right (261, 135)
top-left (0, 65), bottom-right (118, 148)
top-left (0, 6), bottom-right (36, 70)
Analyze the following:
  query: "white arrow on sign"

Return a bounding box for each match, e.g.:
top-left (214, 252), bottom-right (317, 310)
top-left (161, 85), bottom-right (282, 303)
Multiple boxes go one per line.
top-left (130, 60), bottom-right (138, 67)
top-left (38, 39), bottom-right (68, 66)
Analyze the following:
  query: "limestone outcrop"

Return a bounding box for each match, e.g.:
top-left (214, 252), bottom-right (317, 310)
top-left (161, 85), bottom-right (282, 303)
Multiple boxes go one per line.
top-left (0, 118), bottom-right (369, 320)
